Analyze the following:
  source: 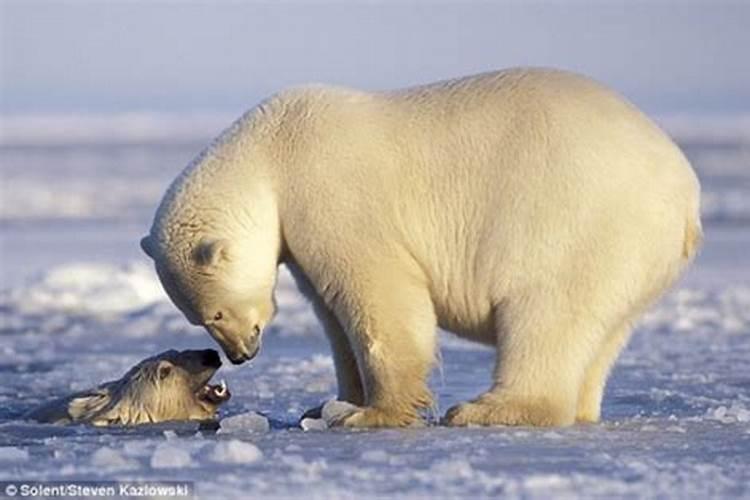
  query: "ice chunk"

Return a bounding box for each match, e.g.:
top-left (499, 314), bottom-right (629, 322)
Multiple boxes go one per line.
top-left (736, 408), bottom-right (750, 423)
top-left (150, 443), bottom-right (193, 469)
top-left (209, 440), bottom-right (263, 464)
top-left (300, 418), bottom-right (328, 431)
top-left (218, 412), bottom-right (270, 434)
top-left (729, 402), bottom-right (750, 423)
top-left (0, 447), bottom-right (29, 462)
top-left (712, 406), bottom-right (728, 420)
top-left (706, 403), bottom-right (749, 423)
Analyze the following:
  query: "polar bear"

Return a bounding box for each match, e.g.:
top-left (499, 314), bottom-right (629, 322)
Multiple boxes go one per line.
top-left (27, 349), bottom-right (230, 425)
top-left (140, 68), bottom-right (701, 427)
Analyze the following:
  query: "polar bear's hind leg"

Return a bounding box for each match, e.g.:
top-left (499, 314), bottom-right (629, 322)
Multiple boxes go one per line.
top-left (575, 324), bottom-right (632, 423)
top-left (443, 295), bottom-right (605, 427)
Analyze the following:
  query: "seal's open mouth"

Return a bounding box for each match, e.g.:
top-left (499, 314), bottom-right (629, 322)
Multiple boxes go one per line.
top-left (197, 378), bottom-right (231, 406)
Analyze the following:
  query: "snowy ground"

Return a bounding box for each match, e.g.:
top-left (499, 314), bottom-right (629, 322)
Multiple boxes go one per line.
top-left (1, 114), bottom-right (749, 499)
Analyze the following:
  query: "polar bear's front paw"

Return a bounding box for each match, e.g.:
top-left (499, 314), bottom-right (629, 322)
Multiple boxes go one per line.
top-left (442, 395), bottom-right (574, 427)
top-left (324, 403), bottom-right (423, 428)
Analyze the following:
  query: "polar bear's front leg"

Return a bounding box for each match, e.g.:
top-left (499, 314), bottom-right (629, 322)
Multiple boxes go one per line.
top-left (312, 299), bottom-right (365, 405)
top-left (328, 272), bottom-right (437, 428)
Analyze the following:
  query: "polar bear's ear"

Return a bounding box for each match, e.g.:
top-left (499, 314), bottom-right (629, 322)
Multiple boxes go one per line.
top-left (140, 235), bottom-right (155, 259)
top-left (193, 239), bottom-right (231, 267)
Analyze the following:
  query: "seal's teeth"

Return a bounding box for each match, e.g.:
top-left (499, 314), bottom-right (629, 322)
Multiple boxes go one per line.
top-left (215, 379), bottom-right (227, 396)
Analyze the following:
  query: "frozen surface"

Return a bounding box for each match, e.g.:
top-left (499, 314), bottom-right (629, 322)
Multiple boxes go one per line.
top-left (1, 118), bottom-right (749, 499)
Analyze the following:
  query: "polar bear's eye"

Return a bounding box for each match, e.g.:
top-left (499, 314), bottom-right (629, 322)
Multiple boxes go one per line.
top-left (213, 312), bottom-right (223, 321)
top-left (253, 325), bottom-right (261, 335)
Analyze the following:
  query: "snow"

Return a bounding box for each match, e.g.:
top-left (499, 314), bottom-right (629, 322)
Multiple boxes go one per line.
top-left (150, 442), bottom-right (194, 469)
top-left (360, 449), bottom-right (390, 463)
top-left (3, 262), bottom-right (164, 316)
top-left (90, 447), bottom-right (138, 470)
top-left (209, 440), bottom-right (263, 464)
top-left (0, 447), bottom-right (29, 462)
top-left (0, 119), bottom-right (749, 499)
top-left (705, 403), bottom-right (750, 424)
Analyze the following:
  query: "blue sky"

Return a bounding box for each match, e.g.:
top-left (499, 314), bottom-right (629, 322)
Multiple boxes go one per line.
top-left (1, 1), bottom-right (749, 114)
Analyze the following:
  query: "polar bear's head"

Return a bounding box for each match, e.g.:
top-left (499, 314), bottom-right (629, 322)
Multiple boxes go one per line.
top-left (141, 120), bottom-right (282, 364)
top-left (141, 233), bottom-right (278, 365)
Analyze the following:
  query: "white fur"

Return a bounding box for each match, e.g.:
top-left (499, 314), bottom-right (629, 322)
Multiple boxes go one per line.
top-left (143, 68), bottom-right (702, 427)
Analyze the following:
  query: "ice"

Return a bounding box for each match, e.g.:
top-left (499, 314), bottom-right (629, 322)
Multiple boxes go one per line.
top-left (122, 440), bottom-right (154, 458)
top-left (300, 418), bottom-right (328, 431)
top-left (360, 449), bottom-right (389, 463)
top-left (150, 443), bottom-right (193, 469)
top-left (0, 126), bottom-right (749, 498)
top-left (209, 440), bottom-right (263, 464)
top-left (0, 112), bottom-right (233, 147)
top-left (218, 412), bottom-right (270, 434)
top-left (279, 454), bottom-right (328, 483)
top-left (705, 402), bottom-right (750, 423)
top-left (3, 262), bottom-right (165, 316)
top-left (0, 447), bottom-right (29, 462)
top-left (90, 447), bottom-right (137, 470)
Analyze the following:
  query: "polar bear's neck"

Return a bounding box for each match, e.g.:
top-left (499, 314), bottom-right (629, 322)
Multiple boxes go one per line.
top-left (151, 111), bottom-right (281, 253)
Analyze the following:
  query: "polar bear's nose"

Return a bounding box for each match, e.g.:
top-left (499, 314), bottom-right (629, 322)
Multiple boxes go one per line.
top-left (227, 340), bottom-right (260, 365)
top-left (201, 349), bottom-right (221, 368)
top-left (228, 352), bottom-right (251, 365)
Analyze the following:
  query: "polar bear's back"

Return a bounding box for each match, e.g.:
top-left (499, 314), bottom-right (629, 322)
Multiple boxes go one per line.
top-left (382, 68), bottom-right (692, 188)
top-left (362, 70), bottom-right (699, 272)
top-left (271, 69), bottom-right (700, 337)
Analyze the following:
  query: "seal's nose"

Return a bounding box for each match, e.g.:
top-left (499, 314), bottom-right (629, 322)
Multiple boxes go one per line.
top-left (201, 349), bottom-right (222, 368)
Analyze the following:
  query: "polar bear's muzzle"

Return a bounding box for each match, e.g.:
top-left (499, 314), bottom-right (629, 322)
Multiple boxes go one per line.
top-left (207, 324), bottom-right (262, 365)
top-left (226, 337), bottom-right (260, 365)
top-left (224, 342), bottom-right (260, 365)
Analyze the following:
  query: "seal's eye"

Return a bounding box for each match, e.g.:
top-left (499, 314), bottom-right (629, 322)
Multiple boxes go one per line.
top-left (213, 311), bottom-right (223, 321)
